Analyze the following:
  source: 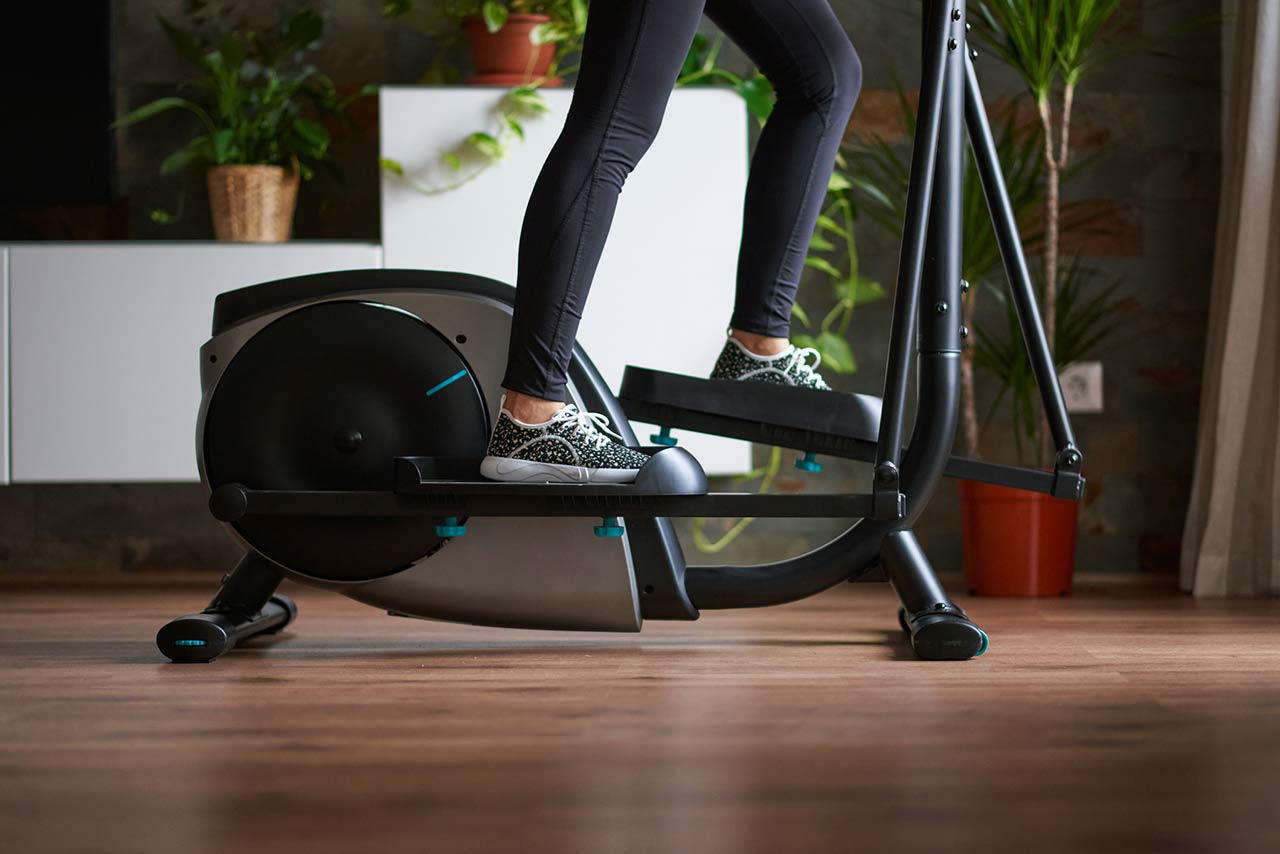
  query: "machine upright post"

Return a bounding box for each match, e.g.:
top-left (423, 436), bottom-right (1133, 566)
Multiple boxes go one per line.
top-left (872, 0), bottom-right (959, 514)
top-left (879, 0), bottom-right (987, 661)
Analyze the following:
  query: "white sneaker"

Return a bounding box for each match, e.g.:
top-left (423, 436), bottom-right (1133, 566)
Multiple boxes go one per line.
top-left (710, 336), bottom-right (832, 390)
top-left (480, 402), bottom-right (649, 483)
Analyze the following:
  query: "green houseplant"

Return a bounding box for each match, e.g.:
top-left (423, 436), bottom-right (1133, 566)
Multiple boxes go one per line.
top-left (384, 0), bottom-right (588, 86)
top-left (113, 9), bottom-right (372, 241)
top-left (960, 0), bottom-right (1125, 594)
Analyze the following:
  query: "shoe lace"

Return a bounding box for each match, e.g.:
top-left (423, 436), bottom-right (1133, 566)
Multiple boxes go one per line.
top-left (554, 406), bottom-right (626, 449)
top-left (787, 346), bottom-right (824, 382)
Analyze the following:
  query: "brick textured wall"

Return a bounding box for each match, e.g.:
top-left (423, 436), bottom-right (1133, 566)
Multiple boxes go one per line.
top-left (0, 1), bottom-right (1220, 579)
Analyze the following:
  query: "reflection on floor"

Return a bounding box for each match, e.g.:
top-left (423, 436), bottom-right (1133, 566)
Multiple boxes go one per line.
top-left (2, 579), bottom-right (1278, 854)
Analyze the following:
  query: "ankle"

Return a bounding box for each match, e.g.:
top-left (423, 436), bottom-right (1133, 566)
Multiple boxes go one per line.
top-left (503, 390), bottom-right (566, 425)
top-left (729, 329), bottom-right (790, 357)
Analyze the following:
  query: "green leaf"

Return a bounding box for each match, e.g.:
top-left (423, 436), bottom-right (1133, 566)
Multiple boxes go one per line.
top-left (506, 87), bottom-right (550, 113)
top-left (531, 22), bottom-right (572, 45)
top-left (835, 276), bottom-right (885, 306)
top-left (379, 157), bottom-right (405, 176)
top-left (211, 128), bottom-right (236, 163)
top-left (735, 76), bottom-right (775, 121)
top-left (111, 96), bottom-right (205, 129)
top-left (506, 117), bottom-right (525, 141)
top-left (481, 1), bottom-right (509, 33)
top-left (804, 256), bottom-right (843, 279)
top-left (466, 131), bottom-right (504, 160)
top-left (442, 152), bottom-right (462, 171)
top-left (814, 214), bottom-right (844, 235)
top-left (160, 145), bottom-right (200, 175)
top-left (827, 171), bottom-right (852, 193)
top-left (816, 331), bottom-right (856, 374)
top-left (293, 117), bottom-right (330, 150)
top-left (808, 232), bottom-right (836, 252)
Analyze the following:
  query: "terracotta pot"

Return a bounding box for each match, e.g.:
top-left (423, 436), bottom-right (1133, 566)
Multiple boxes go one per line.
top-left (462, 14), bottom-right (562, 86)
top-left (206, 164), bottom-right (298, 243)
top-left (958, 479), bottom-right (1078, 596)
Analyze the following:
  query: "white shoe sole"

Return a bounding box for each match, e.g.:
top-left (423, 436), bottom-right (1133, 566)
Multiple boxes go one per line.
top-left (480, 455), bottom-right (640, 484)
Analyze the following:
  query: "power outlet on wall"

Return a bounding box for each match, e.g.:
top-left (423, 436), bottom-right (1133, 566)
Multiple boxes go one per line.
top-left (1059, 361), bottom-right (1104, 413)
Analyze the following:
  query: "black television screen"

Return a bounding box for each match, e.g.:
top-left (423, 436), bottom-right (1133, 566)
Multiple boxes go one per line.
top-left (0, 2), bottom-right (116, 205)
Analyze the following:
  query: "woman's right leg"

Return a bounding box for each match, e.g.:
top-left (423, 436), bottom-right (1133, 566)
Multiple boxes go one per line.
top-left (501, 0), bottom-right (707, 417)
top-left (486, 1), bottom-right (706, 483)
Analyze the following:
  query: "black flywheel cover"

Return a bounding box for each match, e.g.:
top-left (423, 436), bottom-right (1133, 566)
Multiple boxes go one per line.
top-left (202, 300), bottom-right (489, 581)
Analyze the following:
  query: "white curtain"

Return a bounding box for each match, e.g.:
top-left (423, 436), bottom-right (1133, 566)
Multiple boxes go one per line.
top-left (1181, 0), bottom-right (1280, 596)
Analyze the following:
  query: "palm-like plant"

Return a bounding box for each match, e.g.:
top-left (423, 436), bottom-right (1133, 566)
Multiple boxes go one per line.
top-left (971, 0), bottom-right (1123, 461)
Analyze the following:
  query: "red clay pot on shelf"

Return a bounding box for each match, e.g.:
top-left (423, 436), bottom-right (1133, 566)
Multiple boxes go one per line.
top-left (462, 14), bottom-right (562, 87)
top-left (958, 480), bottom-right (1078, 596)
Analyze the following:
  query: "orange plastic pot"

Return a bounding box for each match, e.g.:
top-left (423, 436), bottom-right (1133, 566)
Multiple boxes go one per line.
top-left (462, 14), bottom-right (562, 87)
top-left (958, 480), bottom-right (1078, 596)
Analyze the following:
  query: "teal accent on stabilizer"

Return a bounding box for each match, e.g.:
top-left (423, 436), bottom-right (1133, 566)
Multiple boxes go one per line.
top-left (426, 369), bottom-right (468, 397)
top-left (975, 629), bottom-right (990, 657)
top-left (795, 452), bottom-right (822, 472)
top-left (593, 517), bottom-right (625, 538)
top-left (650, 427), bottom-right (678, 446)
top-left (435, 516), bottom-right (468, 537)
top-left (174, 639), bottom-right (207, 647)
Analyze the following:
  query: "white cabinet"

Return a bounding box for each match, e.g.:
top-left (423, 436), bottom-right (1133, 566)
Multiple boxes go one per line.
top-left (7, 243), bottom-right (382, 482)
top-left (381, 87), bottom-right (752, 474)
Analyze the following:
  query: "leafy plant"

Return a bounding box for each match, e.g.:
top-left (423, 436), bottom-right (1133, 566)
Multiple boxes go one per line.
top-left (113, 10), bottom-right (372, 188)
top-left (971, 0), bottom-right (1124, 462)
top-left (380, 85), bottom-right (552, 194)
top-left (383, 0), bottom-right (590, 78)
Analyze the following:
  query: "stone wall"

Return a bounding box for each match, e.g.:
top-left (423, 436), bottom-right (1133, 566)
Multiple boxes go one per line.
top-left (0, 0), bottom-right (1220, 579)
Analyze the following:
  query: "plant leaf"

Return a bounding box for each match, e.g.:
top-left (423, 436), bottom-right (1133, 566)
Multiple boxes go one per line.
top-left (816, 331), bottom-right (856, 374)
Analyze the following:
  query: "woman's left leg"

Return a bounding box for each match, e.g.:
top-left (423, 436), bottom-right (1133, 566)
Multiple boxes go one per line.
top-left (705, 0), bottom-right (862, 387)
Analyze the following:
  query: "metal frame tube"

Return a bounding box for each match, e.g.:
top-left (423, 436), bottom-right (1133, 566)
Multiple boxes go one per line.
top-left (873, 0), bottom-right (959, 485)
top-left (963, 54), bottom-right (1078, 455)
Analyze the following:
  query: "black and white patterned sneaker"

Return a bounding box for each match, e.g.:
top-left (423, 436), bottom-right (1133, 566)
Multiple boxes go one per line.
top-left (710, 337), bottom-right (832, 390)
top-left (480, 402), bottom-right (650, 483)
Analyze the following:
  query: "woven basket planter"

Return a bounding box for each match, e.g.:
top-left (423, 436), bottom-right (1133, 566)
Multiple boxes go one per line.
top-left (206, 164), bottom-right (299, 243)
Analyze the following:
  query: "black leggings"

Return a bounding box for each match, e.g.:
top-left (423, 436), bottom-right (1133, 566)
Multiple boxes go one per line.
top-left (502, 0), bottom-right (862, 400)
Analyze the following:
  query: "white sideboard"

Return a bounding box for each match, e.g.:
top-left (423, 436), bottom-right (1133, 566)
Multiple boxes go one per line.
top-left (381, 86), bottom-right (752, 474)
top-left (4, 242), bottom-right (382, 482)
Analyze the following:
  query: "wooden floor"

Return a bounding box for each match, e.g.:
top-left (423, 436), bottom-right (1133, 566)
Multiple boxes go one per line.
top-left (2, 580), bottom-right (1278, 854)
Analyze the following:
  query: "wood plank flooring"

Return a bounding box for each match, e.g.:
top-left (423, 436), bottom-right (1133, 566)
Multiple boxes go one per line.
top-left (1, 579), bottom-right (1278, 854)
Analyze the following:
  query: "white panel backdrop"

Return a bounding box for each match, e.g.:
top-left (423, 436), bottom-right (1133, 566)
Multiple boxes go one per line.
top-left (8, 243), bottom-right (383, 482)
top-left (380, 86), bottom-right (752, 474)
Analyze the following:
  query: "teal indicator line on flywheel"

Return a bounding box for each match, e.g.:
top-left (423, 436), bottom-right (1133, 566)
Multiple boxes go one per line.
top-left (425, 370), bottom-right (468, 397)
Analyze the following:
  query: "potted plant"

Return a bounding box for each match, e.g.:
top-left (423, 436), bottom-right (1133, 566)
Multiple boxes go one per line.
top-left (386, 0), bottom-right (588, 87)
top-left (945, 0), bottom-right (1126, 594)
top-left (113, 9), bottom-right (372, 242)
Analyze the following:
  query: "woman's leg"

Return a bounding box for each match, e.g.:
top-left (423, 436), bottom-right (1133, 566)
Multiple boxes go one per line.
top-left (501, 0), bottom-right (708, 415)
top-left (705, 0), bottom-right (862, 343)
